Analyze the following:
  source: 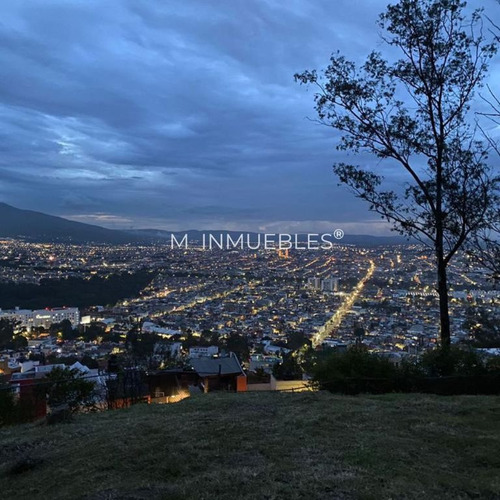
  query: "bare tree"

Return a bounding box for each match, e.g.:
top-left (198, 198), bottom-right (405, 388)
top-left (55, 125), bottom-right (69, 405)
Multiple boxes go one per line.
top-left (295, 0), bottom-right (500, 346)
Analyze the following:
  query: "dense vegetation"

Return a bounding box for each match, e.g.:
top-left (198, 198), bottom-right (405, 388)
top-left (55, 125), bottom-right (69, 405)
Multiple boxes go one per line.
top-left (310, 346), bottom-right (500, 395)
top-left (0, 270), bottom-right (154, 309)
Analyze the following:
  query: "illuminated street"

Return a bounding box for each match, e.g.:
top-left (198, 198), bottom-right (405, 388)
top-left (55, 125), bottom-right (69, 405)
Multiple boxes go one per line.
top-left (313, 260), bottom-right (376, 347)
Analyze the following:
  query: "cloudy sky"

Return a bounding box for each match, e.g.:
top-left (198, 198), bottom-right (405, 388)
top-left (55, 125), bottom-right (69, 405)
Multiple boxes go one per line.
top-left (0, 0), bottom-right (499, 235)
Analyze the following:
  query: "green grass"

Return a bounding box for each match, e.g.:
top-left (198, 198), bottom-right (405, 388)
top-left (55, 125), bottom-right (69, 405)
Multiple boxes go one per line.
top-left (1, 392), bottom-right (499, 499)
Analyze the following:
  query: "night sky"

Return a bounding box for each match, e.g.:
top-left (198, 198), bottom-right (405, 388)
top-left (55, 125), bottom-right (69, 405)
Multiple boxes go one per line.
top-left (1, 0), bottom-right (499, 235)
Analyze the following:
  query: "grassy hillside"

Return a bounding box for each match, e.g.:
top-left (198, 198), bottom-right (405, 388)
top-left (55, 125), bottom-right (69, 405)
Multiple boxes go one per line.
top-left (1, 392), bottom-right (499, 500)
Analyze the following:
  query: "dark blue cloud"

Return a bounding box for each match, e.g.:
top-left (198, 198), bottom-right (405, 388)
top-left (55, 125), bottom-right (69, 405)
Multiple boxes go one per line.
top-left (0, 0), bottom-right (498, 234)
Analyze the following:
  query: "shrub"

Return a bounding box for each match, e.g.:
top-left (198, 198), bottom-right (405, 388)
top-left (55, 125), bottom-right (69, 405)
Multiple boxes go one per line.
top-left (485, 355), bottom-right (500, 372)
top-left (310, 346), bottom-right (500, 395)
top-left (44, 367), bottom-right (97, 416)
top-left (311, 347), bottom-right (397, 394)
top-left (273, 352), bottom-right (303, 380)
top-left (420, 345), bottom-right (487, 377)
top-left (0, 385), bottom-right (17, 426)
top-left (0, 384), bottom-right (40, 426)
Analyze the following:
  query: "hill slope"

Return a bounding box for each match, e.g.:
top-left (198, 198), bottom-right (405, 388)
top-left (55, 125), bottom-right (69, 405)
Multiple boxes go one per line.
top-left (0, 202), bottom-right (409, 247)
top-left (0, 203), bottom-right (135, 243)
top-left (1, 392), bottom-right (499, 499)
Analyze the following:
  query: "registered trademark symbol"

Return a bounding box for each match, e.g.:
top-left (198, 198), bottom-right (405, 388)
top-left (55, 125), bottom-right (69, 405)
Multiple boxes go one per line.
top-left (333, 229), bottom-right (344, 240)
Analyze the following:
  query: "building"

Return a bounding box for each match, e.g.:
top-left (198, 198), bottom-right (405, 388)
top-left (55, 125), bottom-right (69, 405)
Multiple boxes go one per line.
top-left (308, 277), bottom-right (339, 292)
top-left (189, 353), bottom-right (247, 393)
top-left (142, 321), bottom-right (182, 337)
top-left (0, 307), bottom-right (80, 331)
top-left (321, 277), bottom-right (339, 292)
top-left (189, 346), bottom-right (219, 358)
top-left (307, 277), bottom-right (321, 290)
top-left (249, 354), bottom-right (282, 373)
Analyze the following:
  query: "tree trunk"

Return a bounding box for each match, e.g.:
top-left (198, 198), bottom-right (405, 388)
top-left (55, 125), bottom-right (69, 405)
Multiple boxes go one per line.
top-left (435, 130), bottom-right (450, 347)
top-left (436, 252), bottom-right (451, 347)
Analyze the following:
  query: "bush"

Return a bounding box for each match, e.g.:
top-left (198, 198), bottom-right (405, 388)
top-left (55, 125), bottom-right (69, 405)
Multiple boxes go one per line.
top-left (311, 347), bottom-right (398, 394)
top-left (310, 346), bottom-right (500, 395)
top-left (0, 384), bottom-right (40, 426)
top-left (414, 373), bottom-right (500, 395)
top-left (0, 385), bottom-right (17, 426)
top-left (44, 367), bottom-right (97, 415)
top-left (273, 352), bottom-right (303, 380)
top-left (420, 345), bottom-right (486, 377)
top-left (485, 355), bottom-right (500, 372)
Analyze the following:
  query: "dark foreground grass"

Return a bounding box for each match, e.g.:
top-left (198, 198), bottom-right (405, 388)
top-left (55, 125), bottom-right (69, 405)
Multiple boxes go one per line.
top-left (1, 392), bottom-right (499, 499)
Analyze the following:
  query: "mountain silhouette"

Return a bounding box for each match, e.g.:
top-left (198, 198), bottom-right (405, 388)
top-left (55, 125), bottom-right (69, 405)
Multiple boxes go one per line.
top-left (0, 203), bottom-right (135, 243)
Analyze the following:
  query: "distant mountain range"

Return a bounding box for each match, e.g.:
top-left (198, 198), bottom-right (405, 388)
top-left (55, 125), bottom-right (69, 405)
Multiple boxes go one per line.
top-left (0, 202), bottom-right (409, 247)
top-left (0, 202), bottom-right (133, 244)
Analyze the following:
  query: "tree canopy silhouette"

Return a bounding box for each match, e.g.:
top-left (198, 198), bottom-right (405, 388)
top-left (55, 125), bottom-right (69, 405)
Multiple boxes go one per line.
top-left (295, 0), bottom-right (500, 346)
